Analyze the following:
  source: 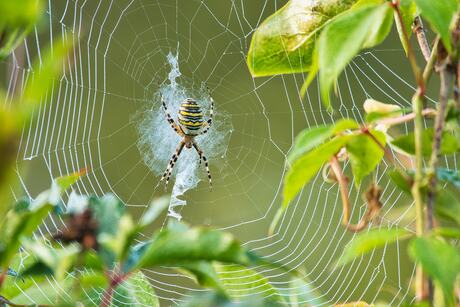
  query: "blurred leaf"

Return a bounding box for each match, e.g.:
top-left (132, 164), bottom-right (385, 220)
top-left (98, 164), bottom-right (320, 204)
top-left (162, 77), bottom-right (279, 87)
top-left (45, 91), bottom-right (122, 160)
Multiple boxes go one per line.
top-left (114, 271), bottom-right (160, 307)
top-left (436, 168), bottom-right (460, 189)
top-left (180, 292), bottom-right (285, 307)
top-left (55, 169), bottom-right (85, 191)
top-left (135, 222), bottom-right (251, 269)
top-left (0, 0), bottom-right (45, 60)
top-left (408, 237), bottom-right (460, 305)
top-left (435, 189), bottom-right (460, 225)
top-left (390, 129), bottom-right (460, 157)
top-left (335, 302), bottom-right (372, 307)
top-left (66, 191), bottom-right (89, 214)
top-left (0, 176), bottom-right (77, 267)
top-left (140, 195), bottom-right (170, 227)
top-left (396, 0), bottom-right (417, 55)
top-left (282, 276), bottom-right (325, 306)
top-left (214, 263), bottom-right (283, 303)
top-left (288, 119), bottom-right (358, 164)
top-left (98, 214), bottom-right (137, 263)
top-left (10, 279), bottom-right (72, 306)
top-left (346, 130), bottom-right (386, 187)
top-left (414, 0), bottom-right (457, 53)
top-left (79, 271), bottom-right (108, 289)
top-left (318, 3), bottom-right (392, 107)
top-left (388, 168), bottom-right (412, 194)
top-left (434, 227), bottom-right (460, 239)
top-left (177, 261), bottom-right (225, 292)
top-left (246, 0), bottom-right (357, 76)
top-left (123, 241), bottom-right (149, 273)
top-left (89, 194), bottom-right (125, 236)
top-left (21, 240), bottom-right (79, 281)
top-left (337, 228), bottom-right (412, 266)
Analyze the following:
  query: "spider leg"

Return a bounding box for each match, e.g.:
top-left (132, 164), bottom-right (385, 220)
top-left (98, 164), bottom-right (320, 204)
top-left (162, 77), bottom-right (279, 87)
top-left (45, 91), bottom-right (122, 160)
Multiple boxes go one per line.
top-left (192, 140), bottom-right (212, 188)
top-left (161, 140), bottom-right (185, 189)
top-left (160, 94), bottom-right (184, 136)
top-left (199, 96), bottom-right (214, 135)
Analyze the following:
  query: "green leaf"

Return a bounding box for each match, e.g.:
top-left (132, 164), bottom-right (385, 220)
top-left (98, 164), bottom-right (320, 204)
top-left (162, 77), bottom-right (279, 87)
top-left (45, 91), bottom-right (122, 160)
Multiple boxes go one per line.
top-left (140, 195), bottom-right (170, 227)
top-left (388, 168), bottom-right (413, 194)
top-left (390, 129), bottom-right (460, 157)
top-left (434, 227), bottom-right (460, 240)
top-left (135, 222), bottom-right (251, 269)
top-left (395, 0), bottom-right (417, 55)
top-left (271, 135), bottom-right (349, 235)
top-left (284, 136), bottom-right (349, 207)
top-left (246, 0), bottom-right (357, 77)
top-left (435, 189), bottom-right (460, 225)
top-left (288, 119), bottom-right (358, 164)
top-left (337, 228), bottom-right (412, 266)
top-left (214, 263), bottom-right (283, 303)
top-left (414, 0), bottom-right (457, 53)
top-left (346, 130), bottom-right (386, 186)
top-left (318, 3), bottom-right (393, 107)
top-left (408, 237), bottom-right (460, 305)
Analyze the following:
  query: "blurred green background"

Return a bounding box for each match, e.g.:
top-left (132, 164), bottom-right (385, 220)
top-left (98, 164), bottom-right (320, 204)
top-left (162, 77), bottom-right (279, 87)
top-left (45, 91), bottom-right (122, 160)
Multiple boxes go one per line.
top-left (0, 0), bottom-right (440, 305)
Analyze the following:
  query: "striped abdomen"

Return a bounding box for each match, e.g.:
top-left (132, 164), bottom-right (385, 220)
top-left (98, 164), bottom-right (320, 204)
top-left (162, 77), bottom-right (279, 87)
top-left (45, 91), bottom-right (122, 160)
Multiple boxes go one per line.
top-left (178, 98), bottom-right (203, 136)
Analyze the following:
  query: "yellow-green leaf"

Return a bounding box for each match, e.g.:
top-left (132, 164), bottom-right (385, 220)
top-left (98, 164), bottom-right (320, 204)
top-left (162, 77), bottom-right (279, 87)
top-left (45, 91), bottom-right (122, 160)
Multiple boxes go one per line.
top-left (346, 130), bottom-right (386, 187)
top-left (247, 0), bottom-right (357, 77)
top-left (337, 228), bottom-right (412, 266)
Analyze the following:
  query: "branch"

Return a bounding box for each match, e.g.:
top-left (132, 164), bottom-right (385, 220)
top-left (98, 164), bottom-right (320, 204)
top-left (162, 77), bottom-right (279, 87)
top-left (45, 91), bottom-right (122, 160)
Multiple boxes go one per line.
top-left (426, 60), bottom-right (453, 230)
top-left (412, 16), bottom-right (431, 62)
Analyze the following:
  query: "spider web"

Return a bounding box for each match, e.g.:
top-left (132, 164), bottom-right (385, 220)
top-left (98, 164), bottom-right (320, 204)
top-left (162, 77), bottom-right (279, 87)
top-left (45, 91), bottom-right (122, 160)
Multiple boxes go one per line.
top-left (2, 0), bottom-right (448, 305)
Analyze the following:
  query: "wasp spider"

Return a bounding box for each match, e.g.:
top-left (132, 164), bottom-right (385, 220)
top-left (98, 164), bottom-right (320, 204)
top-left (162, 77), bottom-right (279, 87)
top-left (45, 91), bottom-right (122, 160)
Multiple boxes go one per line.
top-left (160, 94), bottom-right (214, 189)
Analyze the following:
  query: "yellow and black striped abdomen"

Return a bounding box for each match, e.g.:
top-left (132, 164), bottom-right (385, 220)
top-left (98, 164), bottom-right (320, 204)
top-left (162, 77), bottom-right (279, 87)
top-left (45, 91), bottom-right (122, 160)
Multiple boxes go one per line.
top-left (178, 99), bottom-right (203, 135)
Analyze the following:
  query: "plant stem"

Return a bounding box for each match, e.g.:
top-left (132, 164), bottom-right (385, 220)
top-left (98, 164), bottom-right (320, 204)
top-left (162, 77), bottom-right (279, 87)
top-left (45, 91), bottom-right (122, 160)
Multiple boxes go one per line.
top-left (394, 1), bottom-right (428, 300)
top-left (413, 16), bottom-right (431, 62)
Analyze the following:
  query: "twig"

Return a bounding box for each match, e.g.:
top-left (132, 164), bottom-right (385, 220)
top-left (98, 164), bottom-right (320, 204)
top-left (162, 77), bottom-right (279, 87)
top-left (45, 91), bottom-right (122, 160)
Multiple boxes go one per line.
top-left (375, 108), bottom-right (436, 126)
top-left (412, 16), bottom-right (431, 62)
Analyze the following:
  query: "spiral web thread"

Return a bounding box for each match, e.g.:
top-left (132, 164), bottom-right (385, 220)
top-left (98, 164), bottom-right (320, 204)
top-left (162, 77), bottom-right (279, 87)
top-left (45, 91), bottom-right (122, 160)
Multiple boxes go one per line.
top-left (3, 0), bottom-right (448, 305)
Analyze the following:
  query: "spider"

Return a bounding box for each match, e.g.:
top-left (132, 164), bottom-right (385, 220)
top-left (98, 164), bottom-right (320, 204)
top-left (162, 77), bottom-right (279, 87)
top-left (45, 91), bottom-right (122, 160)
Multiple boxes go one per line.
top-left (159, 94), bottom-right (214, 189)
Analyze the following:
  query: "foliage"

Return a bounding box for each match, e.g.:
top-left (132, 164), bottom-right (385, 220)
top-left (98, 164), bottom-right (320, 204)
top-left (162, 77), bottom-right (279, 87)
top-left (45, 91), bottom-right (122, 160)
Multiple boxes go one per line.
top-left (248, 0), bottom-right (460, 305)
top-left (0, 175), bottom-right (289, 306)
